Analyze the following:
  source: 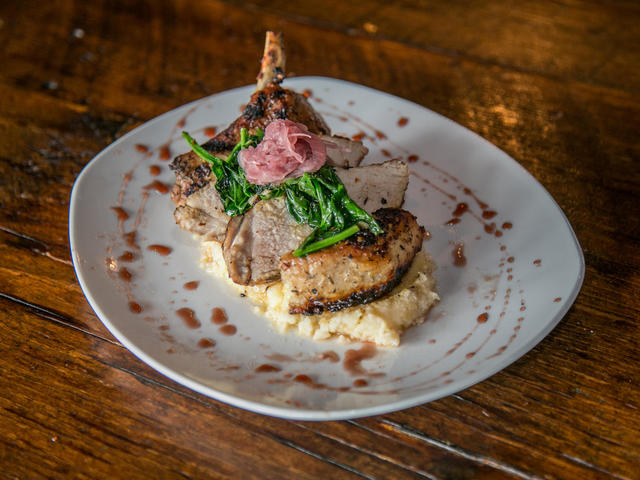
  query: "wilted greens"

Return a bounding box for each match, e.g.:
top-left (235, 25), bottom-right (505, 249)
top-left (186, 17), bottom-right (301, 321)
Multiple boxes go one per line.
top-left (182, 129), bottom-right (382, 256)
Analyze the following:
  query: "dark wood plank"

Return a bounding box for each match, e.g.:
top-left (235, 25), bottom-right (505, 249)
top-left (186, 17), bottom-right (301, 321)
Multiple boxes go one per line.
top-left (1, 300), bottom-right (415, 479)
top-left (4, 295), bottom-right (552, 479)
top-left (221, 0), bottom-right (640, 93)
top-left (0, 0), bottom-right (638, 478)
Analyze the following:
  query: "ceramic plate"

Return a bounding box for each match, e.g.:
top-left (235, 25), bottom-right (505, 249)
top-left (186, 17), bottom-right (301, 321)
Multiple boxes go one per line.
top-left (69, 77), bottom-right (584, 420)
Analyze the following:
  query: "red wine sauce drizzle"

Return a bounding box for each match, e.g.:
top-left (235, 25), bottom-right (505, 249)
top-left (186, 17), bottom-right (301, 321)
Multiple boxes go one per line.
top-left (100, 91), bottom-right (543, 400)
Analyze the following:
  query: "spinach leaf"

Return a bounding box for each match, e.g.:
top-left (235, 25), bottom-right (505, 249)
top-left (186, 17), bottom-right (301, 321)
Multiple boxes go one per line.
top-left (281, 166), bottom-right (382, 256)
top-left (182, 129), bottom-right (264, 217)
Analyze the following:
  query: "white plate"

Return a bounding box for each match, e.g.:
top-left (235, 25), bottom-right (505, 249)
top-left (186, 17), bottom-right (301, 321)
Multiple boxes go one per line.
top-left (69, 77), bottom-right (584, 420)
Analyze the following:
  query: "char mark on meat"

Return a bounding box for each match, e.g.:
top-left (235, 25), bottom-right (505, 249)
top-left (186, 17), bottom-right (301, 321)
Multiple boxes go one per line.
top-left (169, 84), bottom-right (330, 205)
top-left (169, 82), bottom-right (332, 239)
top-left (280, 209), bottom-right (424, 315)
top-left (212, 84), bottom-right (330, 152)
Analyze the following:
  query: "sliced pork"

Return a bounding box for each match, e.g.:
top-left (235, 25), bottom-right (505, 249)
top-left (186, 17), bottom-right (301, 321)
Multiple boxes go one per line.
top-left (221, 159), bottom-right (409, 285)
top-left (223, 197), bottom-right (312, 285)
top-left (173, 205), bottom-right (228, 241)
top-left (337, 159), bottom-right (408, 212)
top-left (322, 134), bottom-right (368, 168)
top-left (280, 209), bottom-right (424, 315)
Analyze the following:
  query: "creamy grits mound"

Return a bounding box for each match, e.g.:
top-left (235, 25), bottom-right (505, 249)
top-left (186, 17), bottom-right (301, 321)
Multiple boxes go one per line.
top-left (200, 242), bottom-right (439, 347)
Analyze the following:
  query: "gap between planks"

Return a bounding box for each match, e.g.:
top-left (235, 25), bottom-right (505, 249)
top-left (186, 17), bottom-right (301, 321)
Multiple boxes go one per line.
top-left (380, 419), bottom-right (541, 480)
top-left (0, 225), bottom-right (73, 266)
top-left (0, 293), bottom-right (119, 346)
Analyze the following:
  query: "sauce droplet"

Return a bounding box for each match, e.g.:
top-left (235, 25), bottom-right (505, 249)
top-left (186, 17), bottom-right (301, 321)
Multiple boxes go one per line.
top-left (255, 364), bottom-right (281, 373)
top-left (183, 281), bottom-right (199, 291)
top-left (110, 206), bottom-right (129, 220)
top-left (211, 307), bottom-right (228, 324)
top-left (176, 308), bottom-right (200, 329)
top-left (219, 324), bottom-right (236, 336)
top-left (482, 210), bottom-right (497, 219)
top-left (397, 117), bottom-right (409, 127)
top-left (148, 165), bottom-right (161, 176)
top-left (318, 351), bottom-right (340, 363)
top-left (477, 312), bottom-right (489, 323)
top-left (119, 267), bottom-right (132, 282)
top-left (129, 301), bottom-right (142, 314)
top-left (533, 259), bottom-right (542, 266)
top-left (143, 180), bottom-right (169, 194)
top-left (407, 154), bottom-right (419, 163)
top-left (353, 379), bottom-right (368, 387)
top-left (343, 344), bottom-right (378, 377)
top-left (118, 251), bottom-right (135, 262)
top-left (123, 231), bottom-right (137, 248)
top-left (147, 244), bottom-right (172, 256)
top-left (351, 132), bottom-right (366, 141)
top-left (197, 338), bottom-right (215, 349)
top-left (204, 126), bottom-right (217, 137)
top-left (159, 145), bottom-right (171, 160)
top-left (453, 243), bottom-right (467, 267)
top-left (452, 202), bottom-right (469, 217)
top-left (293, 374), bottom-right (313, 384)
top-left (554, 297), bottom-right (562, 302)
top-left (135, 144), bottom-right (149, 153)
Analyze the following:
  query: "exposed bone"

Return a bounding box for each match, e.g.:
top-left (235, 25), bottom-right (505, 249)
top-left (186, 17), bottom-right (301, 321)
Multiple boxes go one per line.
top-left (256, 31), bottom-right (286, 91)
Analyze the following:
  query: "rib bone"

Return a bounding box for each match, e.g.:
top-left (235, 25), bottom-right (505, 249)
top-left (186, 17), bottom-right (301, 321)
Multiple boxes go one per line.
top-left (256, 31), bottom-right (286, 91)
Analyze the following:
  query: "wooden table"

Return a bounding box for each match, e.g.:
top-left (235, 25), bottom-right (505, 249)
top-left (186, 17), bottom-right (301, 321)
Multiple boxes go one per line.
top-left (1, 1), bottom-right (638, 478)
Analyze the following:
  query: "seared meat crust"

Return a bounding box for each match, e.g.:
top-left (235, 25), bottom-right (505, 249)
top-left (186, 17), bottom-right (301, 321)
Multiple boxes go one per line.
top-left (169, 84), bottom-right (329, 204)
top-left (169, 84), bottom-right (331, 237)
top-left (280, 209), bottom-right (424, 315)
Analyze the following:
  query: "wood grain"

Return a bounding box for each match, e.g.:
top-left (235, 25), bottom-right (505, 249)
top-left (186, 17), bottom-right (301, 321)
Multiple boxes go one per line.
top-left (1, 0), bottom-right (638, 478)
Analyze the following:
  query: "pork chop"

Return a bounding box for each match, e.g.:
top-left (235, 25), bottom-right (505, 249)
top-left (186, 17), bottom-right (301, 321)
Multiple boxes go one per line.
top-left (280, 208), bottom-right (424, 315)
